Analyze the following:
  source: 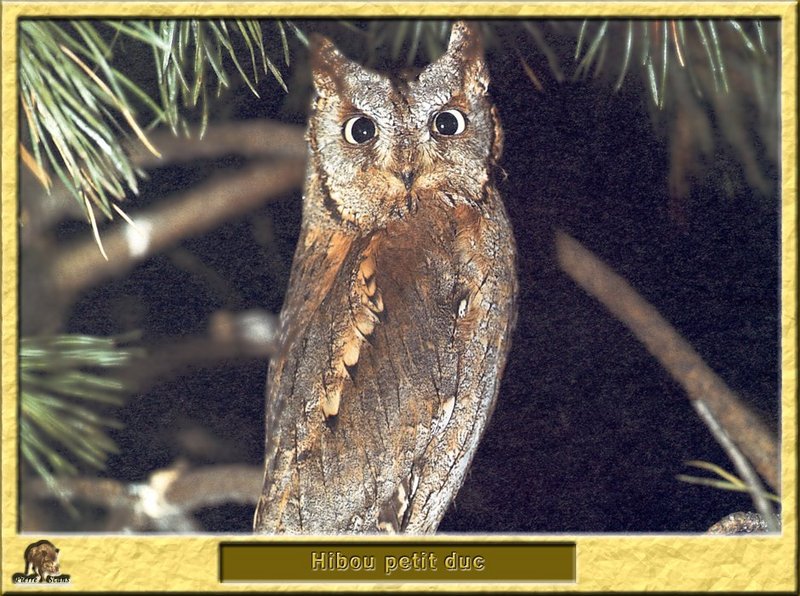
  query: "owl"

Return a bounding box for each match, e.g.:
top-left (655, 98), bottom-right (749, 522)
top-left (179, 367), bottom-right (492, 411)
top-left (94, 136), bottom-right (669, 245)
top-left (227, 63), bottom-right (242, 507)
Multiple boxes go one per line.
top-left (254, 21), bottom-right (517, 534)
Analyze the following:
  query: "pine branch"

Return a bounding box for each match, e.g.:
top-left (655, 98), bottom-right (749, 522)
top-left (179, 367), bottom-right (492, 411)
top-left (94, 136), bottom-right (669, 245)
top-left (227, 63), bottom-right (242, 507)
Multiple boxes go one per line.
top-left (677, 460), bottom-right (780, 503)
top-left (536, 19), bottom-right (774, 110)
top-left (518, 19), bottom-right (779, 207)
top-left (364, 20), bottom-right (451, 66)
top-left (19, 21), bottom-right (153, 223)
top-left (20, 119), bottom-right (306, 247)
top-left (20, 334), bottom-right (144, 488)
top-left (19, 19), bottom-right (299, 247)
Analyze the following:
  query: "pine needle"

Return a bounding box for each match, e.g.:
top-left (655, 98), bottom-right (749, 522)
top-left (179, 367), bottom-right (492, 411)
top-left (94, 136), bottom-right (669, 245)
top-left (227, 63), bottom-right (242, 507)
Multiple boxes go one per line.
top-left (60, 44), bottom-right (161, 159)
top-left (111, 202), bottom-right (144, 236)
top-left (659, 20), bottom-right (668, 108)
top-left (671, 21), bottom-right (685, 67)
top-left (518, 53), bottom-right (544, 92)
top-left (20, 143), bottom-right (51, 190)
top-left (613, 21), bottom-right (634, 91)
top-left (83, 193), bottom-right (109, 261)
top-left (678, 460), bottom-right (780, 503)
top-left (707, 21), bottom-right (729, 93)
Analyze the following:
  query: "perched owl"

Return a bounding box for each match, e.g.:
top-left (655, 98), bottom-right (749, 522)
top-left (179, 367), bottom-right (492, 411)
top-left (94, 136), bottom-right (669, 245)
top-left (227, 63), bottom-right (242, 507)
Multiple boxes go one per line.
top-left (254, 21), bottom-right (517, 534)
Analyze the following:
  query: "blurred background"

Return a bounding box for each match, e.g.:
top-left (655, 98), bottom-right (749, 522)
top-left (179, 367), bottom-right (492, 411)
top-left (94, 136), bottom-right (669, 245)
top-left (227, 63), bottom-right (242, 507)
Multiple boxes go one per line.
top-left (17, 18), bottom-right (780, 533)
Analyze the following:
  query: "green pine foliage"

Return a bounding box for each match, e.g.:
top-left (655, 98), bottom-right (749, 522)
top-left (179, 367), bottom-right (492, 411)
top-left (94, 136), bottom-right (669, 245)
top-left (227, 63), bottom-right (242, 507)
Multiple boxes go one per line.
top-left (19, 19), bottom-right (295, 241)
top-left (20, 335), bottom-right (143, 488)
top-left (565, 19), bottom-right (774, 108)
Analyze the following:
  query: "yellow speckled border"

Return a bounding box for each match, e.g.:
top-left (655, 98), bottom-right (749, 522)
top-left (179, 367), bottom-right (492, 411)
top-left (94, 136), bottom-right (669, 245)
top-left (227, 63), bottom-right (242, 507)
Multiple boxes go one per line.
top-left (1, 2), bottom-right (796, 592)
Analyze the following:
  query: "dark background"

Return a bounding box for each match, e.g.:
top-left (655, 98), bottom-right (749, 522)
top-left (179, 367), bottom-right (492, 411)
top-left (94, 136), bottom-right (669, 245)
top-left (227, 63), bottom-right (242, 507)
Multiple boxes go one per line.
top-left (50, 20), bottom-right (779, 533)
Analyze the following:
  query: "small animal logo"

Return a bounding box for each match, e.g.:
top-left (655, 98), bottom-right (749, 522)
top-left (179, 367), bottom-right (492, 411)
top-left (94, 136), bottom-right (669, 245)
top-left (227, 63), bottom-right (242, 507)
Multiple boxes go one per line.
top-left (11, 540), bottom-right (70, 584)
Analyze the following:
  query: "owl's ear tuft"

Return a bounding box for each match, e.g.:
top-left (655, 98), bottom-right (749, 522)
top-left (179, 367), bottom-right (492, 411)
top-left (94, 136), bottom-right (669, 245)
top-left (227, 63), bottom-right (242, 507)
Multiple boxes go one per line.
top-left (310, 34), bottom-right (347, 97)
top-left (447, 21), bottom-right (480, 54)
top-left (443, 21), bottom-right (489, 94)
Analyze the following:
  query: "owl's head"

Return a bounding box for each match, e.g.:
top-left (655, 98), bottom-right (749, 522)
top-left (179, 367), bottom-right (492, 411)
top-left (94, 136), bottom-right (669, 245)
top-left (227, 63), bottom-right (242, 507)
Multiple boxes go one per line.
top-left (306, 21), bottom-right (502, 230)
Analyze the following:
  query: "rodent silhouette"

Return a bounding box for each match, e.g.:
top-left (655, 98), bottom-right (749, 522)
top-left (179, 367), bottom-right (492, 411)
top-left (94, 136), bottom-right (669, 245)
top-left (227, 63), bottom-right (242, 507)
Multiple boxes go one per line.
top-left (24, 540), bottom-right (61, 581)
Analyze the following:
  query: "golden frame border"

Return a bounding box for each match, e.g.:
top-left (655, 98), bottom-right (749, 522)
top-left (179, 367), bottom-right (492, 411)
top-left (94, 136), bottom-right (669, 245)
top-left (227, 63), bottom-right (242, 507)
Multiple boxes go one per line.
top-left (1, 1), bottom-right (796, 592)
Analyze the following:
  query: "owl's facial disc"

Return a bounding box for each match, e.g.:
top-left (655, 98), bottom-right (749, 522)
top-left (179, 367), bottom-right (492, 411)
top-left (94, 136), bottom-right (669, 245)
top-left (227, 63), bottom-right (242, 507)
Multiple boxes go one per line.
top-left (315, 91), bottom-right (490, 227)
top-left (309, 23), bottom-right (498, 229)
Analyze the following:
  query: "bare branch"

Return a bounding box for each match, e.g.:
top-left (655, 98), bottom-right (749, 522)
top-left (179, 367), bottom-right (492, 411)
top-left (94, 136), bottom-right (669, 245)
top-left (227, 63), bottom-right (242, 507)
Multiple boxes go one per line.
top-left (126, 120), bottom-right (306, 168)
top-left (123, 310), bottom-right (279, 393)
top-left (50, 159), bottom-right (305, 297)
top-left (692, 400), bottom-right (779, 531)
top-left (555, 229), bottom-right (779, 492)
top-left (22, 464), bottom-right (263, 533)
top-left (163, 465), bottom-right (263, 510)
top-left (23, 476), bottom-right (129, 508)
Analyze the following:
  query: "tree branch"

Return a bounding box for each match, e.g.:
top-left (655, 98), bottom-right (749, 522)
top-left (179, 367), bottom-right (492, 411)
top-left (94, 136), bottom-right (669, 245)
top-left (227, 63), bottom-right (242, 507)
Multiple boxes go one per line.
top-left (126, 120), bottom-right (306, 168)
top-left (20, 121), bottom-right (307, 244)
top-left (554, 229), bottom-right (780, 492)
top-left (691, 399), bottom-right (779, 531)
top-left (49, 159), bottom-right (305, 298)
top-left (21, 464), bottom-right (263, 532)
top-left (123, 310), bottom-right (279, 393)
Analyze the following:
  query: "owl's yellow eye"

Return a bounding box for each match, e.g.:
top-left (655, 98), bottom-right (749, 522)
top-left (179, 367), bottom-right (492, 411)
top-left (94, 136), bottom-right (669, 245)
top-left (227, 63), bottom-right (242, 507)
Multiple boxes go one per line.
top-left (432, 109), bottom-right (467, 136)
top-left (343, 116), bottom-right (377, 144)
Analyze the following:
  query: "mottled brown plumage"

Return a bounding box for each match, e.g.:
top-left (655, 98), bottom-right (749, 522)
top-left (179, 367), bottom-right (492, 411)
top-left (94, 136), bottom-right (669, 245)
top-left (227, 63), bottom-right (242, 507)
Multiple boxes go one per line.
top-left (254, 21), bottom-right (517, 534)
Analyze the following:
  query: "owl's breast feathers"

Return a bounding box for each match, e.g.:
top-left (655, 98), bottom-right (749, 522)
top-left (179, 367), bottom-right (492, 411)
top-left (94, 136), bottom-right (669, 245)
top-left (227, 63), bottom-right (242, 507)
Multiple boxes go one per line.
top-left (255, 193), bottom-right (516, 534)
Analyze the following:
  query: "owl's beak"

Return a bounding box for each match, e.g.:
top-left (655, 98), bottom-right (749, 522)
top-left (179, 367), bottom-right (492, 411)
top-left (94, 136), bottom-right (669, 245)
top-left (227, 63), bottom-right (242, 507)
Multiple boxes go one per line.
top-left (398, 169), bottom-right (416, 191)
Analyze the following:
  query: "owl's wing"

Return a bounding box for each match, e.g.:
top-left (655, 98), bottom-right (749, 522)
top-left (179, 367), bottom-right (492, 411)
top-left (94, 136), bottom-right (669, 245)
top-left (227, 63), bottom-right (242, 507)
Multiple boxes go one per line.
top-left (255, 198), bottom-right (516, 534)
top-left (257, 223), bottom-right (354, 512)
top-left (399, 198), bottom-right (518, 533)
